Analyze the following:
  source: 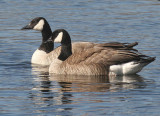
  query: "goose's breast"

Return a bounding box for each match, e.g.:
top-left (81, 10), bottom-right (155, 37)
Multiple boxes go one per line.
top-left (31, 49), bottom-right (49, 65)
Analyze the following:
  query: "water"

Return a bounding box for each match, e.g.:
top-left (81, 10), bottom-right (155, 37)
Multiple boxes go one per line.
top-left (0, 0), bottom-right (160, 115)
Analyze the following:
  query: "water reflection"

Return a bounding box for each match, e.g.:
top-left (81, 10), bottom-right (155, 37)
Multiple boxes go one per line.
top-left (30, 64), bottom-right (147, 114)
top-left (31, 64), bottom-right (146, 93)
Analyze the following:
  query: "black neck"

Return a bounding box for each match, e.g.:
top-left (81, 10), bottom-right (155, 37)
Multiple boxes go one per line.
top-left (39, 40), bottom-right (53, 53)
top-left (39, 21), bottom-right (53, 53)
top-left (58, 43), bottom-right (72, 61)
top-left (41, 22), bottom-right (52, 42)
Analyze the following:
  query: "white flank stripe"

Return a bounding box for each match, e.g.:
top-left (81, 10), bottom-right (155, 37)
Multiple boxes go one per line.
top-left (109, 61), bottom-right (146, 75)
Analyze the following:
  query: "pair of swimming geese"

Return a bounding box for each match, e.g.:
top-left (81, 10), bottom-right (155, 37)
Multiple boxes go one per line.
top-left (21, 17), bottom-right (155, 76)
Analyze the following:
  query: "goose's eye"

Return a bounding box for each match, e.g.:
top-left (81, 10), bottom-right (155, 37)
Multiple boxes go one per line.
top-left (31, 20), bottom-right (36, 24)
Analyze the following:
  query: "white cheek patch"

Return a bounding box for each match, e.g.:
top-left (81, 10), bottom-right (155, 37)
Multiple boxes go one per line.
top-left (33, 19), bottom-right (44, 31)
top-left (54, 32), bottom-right (63, 43)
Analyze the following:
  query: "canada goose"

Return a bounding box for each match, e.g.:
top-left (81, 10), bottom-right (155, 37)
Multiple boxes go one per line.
top-left (21, 17), bottom-right (54, 65)
top-left (49, 29), bottom-right (155, 76)
top-left (21, 17), bottom-right (138, 65)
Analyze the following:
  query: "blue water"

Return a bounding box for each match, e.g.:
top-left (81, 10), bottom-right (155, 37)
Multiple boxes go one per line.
top-left (0, 0), bottom-right (160, 115)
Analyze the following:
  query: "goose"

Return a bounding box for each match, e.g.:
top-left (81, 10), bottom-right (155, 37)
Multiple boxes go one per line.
top-left (49, 29), bottom-right (155, 76)
top-left (21, 17), bottom-right (138, 65)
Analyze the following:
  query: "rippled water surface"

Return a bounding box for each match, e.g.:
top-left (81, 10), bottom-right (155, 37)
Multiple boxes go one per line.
top-left (0, 0), bottom-right (160, 115)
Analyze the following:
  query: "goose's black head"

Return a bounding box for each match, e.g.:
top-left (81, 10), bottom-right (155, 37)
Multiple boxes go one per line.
top-left (51, 29), bottom-right (72, 61)
top-left (21, 17), bottom-right (49, 32)
top-left (21, 17), bottom-right (52, 43)
top-left (21, 17), bottom-right (53, 52)
top-left (51, 29), bottom-right (71, 45)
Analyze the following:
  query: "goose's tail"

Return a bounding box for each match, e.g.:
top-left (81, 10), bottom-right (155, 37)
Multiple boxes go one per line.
top-left (138, 56), bottom-right (156, 65)
top-left (109, 56), bottom-right (155, 76)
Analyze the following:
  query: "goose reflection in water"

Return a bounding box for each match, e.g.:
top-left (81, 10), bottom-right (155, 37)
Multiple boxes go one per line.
top-left (31, 64), bottom-right (146, 93)
top-left (30, 65), bottom-right (147, 113)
